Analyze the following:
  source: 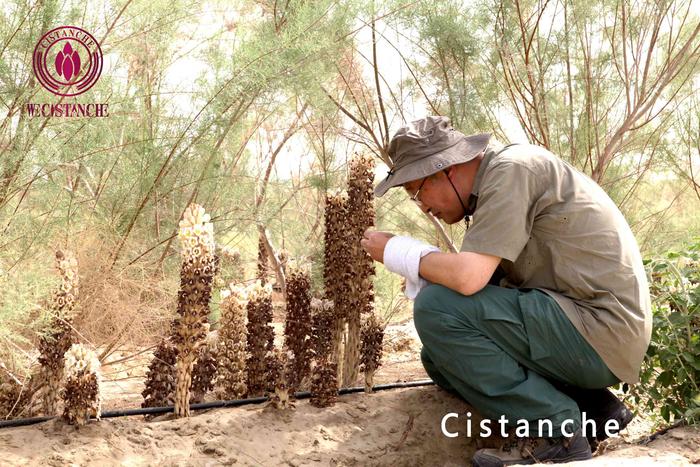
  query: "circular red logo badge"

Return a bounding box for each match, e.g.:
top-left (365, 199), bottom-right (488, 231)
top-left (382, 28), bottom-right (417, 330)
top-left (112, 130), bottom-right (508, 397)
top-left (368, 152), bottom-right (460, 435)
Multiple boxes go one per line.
top-left (32, 26), bottom-right (103, 97)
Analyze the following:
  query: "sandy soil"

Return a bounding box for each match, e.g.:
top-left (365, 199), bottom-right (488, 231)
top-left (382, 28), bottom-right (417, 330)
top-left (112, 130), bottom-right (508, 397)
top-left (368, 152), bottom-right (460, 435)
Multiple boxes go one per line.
top-left (1, 322), bottom-right (698, 466)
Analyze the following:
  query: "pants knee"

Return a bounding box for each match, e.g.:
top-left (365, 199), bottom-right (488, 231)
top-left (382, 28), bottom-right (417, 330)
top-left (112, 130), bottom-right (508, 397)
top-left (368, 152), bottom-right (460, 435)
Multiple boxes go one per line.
top-left (413, 285), bottom-right (447, 336)
top-left (413, 284), bottom-right (444, 314)
top-left (414, 284), bottom-right (486, 335)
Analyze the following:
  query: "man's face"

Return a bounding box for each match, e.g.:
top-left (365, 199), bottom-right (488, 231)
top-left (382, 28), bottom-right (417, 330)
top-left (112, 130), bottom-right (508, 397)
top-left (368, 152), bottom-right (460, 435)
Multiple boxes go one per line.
top-left (403, 169), bottom-right (465, 224)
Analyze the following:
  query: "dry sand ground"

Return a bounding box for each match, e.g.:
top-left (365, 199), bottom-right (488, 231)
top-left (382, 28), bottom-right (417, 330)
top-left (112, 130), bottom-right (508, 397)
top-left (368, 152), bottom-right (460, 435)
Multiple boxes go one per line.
top-left (1, 322), bottom-right (698, 466)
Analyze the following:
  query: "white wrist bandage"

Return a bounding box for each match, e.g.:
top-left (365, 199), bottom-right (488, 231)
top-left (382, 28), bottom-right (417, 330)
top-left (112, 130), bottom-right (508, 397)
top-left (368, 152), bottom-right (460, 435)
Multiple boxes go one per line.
top-left (383, 236), bottom-right (440, 300)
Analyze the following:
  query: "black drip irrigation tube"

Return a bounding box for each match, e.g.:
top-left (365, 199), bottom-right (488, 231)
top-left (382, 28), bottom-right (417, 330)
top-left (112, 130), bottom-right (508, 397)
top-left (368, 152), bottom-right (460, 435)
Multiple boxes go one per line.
top-left (0, 379), bottom-right (436, 429)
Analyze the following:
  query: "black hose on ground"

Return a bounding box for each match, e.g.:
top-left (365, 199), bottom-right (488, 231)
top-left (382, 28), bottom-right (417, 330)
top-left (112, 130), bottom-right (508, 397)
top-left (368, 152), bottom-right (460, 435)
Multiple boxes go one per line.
top-left (0, 379), bottom-right (435, 429)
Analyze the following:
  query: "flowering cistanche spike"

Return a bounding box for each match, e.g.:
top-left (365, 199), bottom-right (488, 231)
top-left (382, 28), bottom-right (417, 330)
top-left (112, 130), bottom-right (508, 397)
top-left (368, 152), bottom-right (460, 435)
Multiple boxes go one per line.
top-left (190, 340), bottom-right (218, 404)
top-left (343, 153), bottom-right (376, 387)
top-left (310, 298), bottom-right (338, 407)
top-left (172, 204), bottom-right (218, 417)
top-left (141, 339), bottom-right (177, 409)
top-left (283, 265), bottom-right (312, 394)
top-left (246, 281), bottom-right (275, 397)
top-left (216, 285), bottom-right (248, 399)
top-left (0, 371), bottom-right (30, 419)
top-left (37, 250), bottom-right (80, 415)
top-left (62, 344), bottom-right (101, 426)
top-left (268, 348), bottom-right (295, 409)
top-left (360, 312), bottom-right (384, 393)
top-left (323, 192), bottom-right (350, 379)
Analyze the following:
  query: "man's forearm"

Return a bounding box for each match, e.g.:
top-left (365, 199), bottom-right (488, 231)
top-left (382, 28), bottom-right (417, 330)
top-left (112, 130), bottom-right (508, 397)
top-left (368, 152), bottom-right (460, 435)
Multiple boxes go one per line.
top-left (419, 251), bottom-right (500, 296)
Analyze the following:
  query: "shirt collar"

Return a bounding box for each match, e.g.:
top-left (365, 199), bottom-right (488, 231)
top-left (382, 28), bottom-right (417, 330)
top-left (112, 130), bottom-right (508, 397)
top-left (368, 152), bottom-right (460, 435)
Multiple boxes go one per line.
top-left (470, 145), bottom-right (499, 197)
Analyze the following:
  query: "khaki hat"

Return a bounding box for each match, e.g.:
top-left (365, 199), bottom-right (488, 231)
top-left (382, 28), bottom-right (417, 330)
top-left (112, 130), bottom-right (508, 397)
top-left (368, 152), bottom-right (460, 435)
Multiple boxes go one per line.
top-left (374, 116), bottom-right (490, 197)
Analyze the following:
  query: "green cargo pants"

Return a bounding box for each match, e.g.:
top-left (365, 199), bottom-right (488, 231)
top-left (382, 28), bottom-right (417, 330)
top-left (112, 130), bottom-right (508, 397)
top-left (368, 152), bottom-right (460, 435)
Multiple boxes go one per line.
top-left (413, 284), bottom-right (619, 436)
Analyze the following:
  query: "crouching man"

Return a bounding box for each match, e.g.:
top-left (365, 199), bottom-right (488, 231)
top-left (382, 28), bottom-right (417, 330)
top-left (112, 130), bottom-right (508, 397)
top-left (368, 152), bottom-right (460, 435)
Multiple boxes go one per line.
top-left (360, 116), bottom-right (651, 466)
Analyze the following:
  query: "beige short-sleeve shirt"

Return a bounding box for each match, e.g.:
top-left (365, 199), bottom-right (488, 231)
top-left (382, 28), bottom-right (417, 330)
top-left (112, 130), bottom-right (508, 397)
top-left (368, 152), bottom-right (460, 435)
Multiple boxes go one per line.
top-left (460, 144), bottom-right (652, 384)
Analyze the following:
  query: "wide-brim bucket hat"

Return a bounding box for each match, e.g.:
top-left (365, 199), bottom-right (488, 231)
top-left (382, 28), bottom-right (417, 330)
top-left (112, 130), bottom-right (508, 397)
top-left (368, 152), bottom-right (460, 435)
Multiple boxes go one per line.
top-left (375, 116), bottom-right (490, 197)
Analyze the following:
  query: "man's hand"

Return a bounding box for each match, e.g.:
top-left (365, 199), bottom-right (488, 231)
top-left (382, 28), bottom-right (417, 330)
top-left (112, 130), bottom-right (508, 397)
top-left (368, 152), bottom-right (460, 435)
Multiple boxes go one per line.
top-left (360, 229), bottom-right (395, 263)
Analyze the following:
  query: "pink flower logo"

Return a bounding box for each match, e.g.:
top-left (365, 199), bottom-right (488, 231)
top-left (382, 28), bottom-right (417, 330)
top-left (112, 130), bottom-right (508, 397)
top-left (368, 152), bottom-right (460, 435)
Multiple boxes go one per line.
top-left (32, 26), bottom-right (103, 97)
top-left (55, 41), bottom-right (81, 82)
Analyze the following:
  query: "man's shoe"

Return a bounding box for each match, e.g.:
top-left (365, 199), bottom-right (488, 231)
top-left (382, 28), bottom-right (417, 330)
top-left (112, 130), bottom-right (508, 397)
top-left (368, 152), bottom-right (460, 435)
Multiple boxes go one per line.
top-left (585, 392), bottom-right (634, 450)
top-left (553, 385), bottom-right (634, 450)
top-left (471, 428), bottom-right (592, 467)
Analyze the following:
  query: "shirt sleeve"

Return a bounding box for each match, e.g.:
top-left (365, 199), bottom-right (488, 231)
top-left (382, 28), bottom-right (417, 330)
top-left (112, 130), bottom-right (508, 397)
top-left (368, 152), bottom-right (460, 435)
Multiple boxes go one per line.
top-left (460, 161), bottom-right (544, 262)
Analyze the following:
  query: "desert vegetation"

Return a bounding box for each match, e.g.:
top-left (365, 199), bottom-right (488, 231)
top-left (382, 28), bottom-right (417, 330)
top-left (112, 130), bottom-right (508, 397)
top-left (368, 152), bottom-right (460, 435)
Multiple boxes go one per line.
top-left (0, 0), bottom-right (698, 446)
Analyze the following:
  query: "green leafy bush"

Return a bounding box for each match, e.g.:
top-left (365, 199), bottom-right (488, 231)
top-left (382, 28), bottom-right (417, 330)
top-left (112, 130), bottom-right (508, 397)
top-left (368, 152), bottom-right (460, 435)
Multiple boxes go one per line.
top-left (633, 240), bottom-right (700, 424)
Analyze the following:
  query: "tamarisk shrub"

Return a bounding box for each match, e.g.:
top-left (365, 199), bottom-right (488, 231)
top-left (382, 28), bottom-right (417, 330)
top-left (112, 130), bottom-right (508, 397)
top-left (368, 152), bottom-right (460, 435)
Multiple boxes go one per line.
top-left (343, 153), bottom-right (376, 387)
top-left (172, 204), bottom-right (218, 417)
top-left (283, 265), bottom-right (312, 393)
top-left (216, 246), bottom-right (244, 288)
top-left (278, 249), bottom-right (289, 276)
top-left (246, 281), bottom-right (275, 397)
top-left (216, 285), bottom-right (248, 399)
top-left (37, 250), bottom-right (79, 415)
top-left (257, 236), bottom-right (269, 285)
top-left (62, 344), bottom-right (101, 426)
top-left (310, 298), bottom-right (338, 407)
top-left (360, 312), bottom-right (384, 393)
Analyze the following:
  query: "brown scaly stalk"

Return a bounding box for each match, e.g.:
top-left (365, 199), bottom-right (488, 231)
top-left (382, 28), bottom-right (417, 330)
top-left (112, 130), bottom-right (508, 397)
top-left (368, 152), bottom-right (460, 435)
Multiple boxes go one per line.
top-left (343, 153), bottom-right (376, 387)
top-left (62, 344), bottom-right (101, 426)
top-left (245, 281), bottom-right (275, 397)
top-left (36, 250), bottom-right (79, 415)
top-left (172, 204), bottom-right (218, 417)
top-left (283, 265), bottom-right (312, 393)
top-left (216, 284), bottom-right (248, 399)
top-left (323, 192), bottom-right (351, 382)
top-left (360, 312), bottom-right (384, 394)
top-left (310, 298), bottom-right (338, 407)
